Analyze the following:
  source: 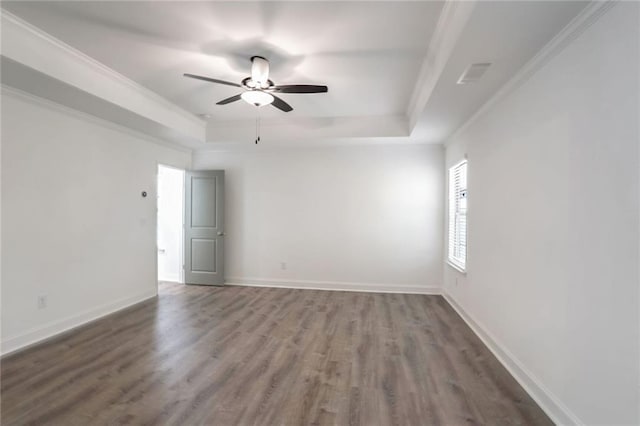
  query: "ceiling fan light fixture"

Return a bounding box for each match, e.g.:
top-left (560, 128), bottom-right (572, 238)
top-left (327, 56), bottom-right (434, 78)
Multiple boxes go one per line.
top-left (241, 90), bottom-right (274, 107)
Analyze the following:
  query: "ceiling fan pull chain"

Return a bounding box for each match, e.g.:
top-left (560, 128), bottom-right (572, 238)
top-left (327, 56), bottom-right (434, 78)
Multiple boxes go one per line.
top-left (255, 110), bottom-right (261, 144)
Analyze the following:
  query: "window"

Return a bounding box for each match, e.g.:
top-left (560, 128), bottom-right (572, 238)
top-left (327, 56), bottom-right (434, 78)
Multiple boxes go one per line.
top-left (448, 160), bottom-right (467, 272)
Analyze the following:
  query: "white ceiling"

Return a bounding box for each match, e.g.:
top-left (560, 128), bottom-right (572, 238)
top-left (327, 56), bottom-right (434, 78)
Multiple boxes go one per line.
top-left (2, 1), bottom-right (588, 146)
top-left (411, 0), bottom-right (588, 144)
top-left (1, 1), bottom-right (443, 120)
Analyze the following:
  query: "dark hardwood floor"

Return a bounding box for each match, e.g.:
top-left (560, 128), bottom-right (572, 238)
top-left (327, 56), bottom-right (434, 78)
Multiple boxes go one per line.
top-left (1, 282), bottom-right (552, 425)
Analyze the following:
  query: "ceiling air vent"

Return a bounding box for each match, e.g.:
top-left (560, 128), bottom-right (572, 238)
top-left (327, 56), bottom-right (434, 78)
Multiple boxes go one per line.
top-left (457, 63), bottom-right (491, 85)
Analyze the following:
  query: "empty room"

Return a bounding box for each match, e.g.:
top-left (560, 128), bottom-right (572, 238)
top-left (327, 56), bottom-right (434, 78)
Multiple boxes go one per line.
top-left (1, 1), bottom-right (638, 425)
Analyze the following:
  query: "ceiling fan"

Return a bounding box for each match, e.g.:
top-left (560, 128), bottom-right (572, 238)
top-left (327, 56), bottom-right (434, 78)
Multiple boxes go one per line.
top-left (184, 56), bottom-right (328, 112)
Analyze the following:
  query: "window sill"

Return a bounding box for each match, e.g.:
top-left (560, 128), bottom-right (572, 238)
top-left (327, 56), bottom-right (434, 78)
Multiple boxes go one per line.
top-left (447, 261), bottom-right (467, 275)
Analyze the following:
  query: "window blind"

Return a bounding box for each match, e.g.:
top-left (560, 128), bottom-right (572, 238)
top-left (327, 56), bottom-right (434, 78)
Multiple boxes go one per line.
top-left (448, 160), bottom-right (467, 271)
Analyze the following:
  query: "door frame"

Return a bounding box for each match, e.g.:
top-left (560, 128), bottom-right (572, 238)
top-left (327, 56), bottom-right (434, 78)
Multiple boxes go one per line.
top-left (156, 163), bottom-right (186, 285)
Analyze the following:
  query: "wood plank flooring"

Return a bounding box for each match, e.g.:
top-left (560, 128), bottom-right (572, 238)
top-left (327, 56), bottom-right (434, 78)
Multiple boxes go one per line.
top-left (1, 283), bottom-right (552, 425)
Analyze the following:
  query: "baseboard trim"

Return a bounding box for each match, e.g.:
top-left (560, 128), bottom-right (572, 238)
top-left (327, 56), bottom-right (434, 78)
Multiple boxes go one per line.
top-left (1, 289), bottom-right (157, 357)
top-left (225, 277), bottom-right (441, 295)
top-left (442, 291), bottom-right (582, 426)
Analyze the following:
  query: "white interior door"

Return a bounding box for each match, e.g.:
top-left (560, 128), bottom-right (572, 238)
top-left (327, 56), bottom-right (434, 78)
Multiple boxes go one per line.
top-left (184, 170), bottom-right (225, 285)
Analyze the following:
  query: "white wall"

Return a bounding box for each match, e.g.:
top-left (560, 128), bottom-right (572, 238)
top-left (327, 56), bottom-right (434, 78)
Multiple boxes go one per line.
top-left (1, 88), bottom-right (191, 355)
top-left (157, 165), bottom-right (184, 283)
top-left (193, 144), bottom-right (444, 293)
top-left (444, 3), bottom-right (639, 425)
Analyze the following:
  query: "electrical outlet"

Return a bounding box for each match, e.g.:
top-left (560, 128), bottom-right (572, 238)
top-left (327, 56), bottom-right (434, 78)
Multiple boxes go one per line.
top-left (280, 262), bottom-right (287, 270)
top-left (37, 295), bottom-right (48, 309)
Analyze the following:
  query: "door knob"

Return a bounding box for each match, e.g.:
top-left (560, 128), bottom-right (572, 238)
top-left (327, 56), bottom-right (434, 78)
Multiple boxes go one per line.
top-left (217, 231), bottom-right (225, 236)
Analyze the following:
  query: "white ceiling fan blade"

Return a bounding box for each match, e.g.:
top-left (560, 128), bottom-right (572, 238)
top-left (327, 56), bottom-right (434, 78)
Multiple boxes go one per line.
top-left (251, 56), bottom-right (270, 87)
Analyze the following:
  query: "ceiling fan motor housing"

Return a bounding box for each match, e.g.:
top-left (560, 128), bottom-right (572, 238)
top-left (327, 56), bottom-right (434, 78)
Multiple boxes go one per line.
top-left (250, 56), bottom-right (270, 88)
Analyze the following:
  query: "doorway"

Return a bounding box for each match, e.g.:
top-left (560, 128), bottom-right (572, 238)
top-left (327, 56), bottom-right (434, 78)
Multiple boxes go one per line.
top-left (157, 164), bottom-right (185, 284)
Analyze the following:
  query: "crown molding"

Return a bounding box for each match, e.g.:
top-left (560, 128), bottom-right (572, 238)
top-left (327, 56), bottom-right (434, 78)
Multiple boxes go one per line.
top-left (406, 0), bottom-right (476, 131)
top-left (0, 9), bottom-right (204, 128)
top-left (194, 137), bottom-right (444, 152)
top-left (206, 114), bottom-right (409, 143)
top-left (444, 0), bottom-right (617, 147)
top-left (1, 85), bottom-right (193, 154)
